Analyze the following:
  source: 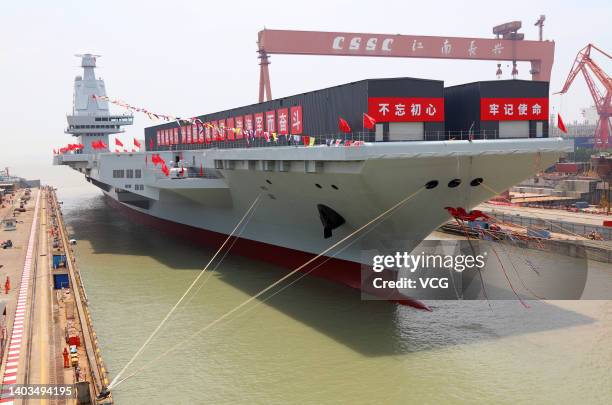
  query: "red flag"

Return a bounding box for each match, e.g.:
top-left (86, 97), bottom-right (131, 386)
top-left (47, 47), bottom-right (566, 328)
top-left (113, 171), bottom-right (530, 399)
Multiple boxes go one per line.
top-left (363, 113), bottom-right (376, 130)
top-left (557, 113), bottom-right (567, 134)
top-left (134, 138), bottom-right (141, 148)
top-left (199, 163), bottom-right (204, 177)
top-left (161, 161), bottom-right (169, 176)
top-left (115, 138), bottom-right (124, 147)
top-left (338, 117), bottom-right (351, 133)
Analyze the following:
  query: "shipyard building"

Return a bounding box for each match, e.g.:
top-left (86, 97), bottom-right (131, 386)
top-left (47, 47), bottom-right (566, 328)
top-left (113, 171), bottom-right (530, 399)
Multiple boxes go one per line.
top-left (145, 78), bottom-right (550, 151)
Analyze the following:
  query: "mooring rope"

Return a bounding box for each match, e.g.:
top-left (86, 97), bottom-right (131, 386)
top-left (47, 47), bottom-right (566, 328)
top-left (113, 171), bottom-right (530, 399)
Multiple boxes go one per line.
top-left (180, 204), bottom-right (259, 311)
top-left (110, 186), bottom-right (426, 389)
top-left (222, 193), bottom-right (429, 325)
top-left (108, 193), bottom-right (262, 389)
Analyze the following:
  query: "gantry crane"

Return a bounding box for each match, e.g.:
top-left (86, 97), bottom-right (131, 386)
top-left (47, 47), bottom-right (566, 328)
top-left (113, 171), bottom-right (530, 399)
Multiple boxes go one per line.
top-left (256, 21), bottom-right (555, 102)
top-left (558, 44), bottom-right (612, 149)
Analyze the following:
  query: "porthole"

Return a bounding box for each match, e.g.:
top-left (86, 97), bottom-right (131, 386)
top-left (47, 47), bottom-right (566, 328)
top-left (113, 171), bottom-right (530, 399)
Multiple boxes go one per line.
top-left (268, 194), bottom-right (276, 200)
top-left (448, 179), bottom-right (461, 188)
top-left (425, 180), bottom-right (439, 189)
top-left (315, 184), bottom-right (322, 189)
top-left (260, 186), bottom-right (268, 191)
top-left (266, 179), bottom-right (272, 185)
top-left (331, 185), bottom-right (339, 190)
top-left (470, 178), bottom-right (483, 187)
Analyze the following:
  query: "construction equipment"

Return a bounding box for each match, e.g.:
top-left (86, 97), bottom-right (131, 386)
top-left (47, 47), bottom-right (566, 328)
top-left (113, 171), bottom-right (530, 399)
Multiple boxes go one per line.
top-left (534, 15), bottom-right (546, 42)
top-left (256, 21), bottom-right (554, 102)
top-left (558, 44), bottom-right (612, 149)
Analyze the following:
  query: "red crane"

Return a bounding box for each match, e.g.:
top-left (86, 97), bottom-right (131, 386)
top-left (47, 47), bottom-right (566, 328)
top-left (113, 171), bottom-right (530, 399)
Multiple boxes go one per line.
top-left (257, 26), bottom-right (555, 102)
top-left (558, 44), bottom-right (612, 149)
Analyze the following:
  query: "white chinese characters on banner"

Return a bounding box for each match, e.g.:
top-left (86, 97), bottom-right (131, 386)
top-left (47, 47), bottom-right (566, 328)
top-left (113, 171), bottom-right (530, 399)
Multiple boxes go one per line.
top-left (368, 97), bottom-right (444, 122)
top-left (481, 98), bottom-right (548, 121)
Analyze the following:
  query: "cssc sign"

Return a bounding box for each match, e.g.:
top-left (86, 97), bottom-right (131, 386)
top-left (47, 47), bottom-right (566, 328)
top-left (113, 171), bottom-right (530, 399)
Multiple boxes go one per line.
top-left (332, 36), bottom-right (394, 52)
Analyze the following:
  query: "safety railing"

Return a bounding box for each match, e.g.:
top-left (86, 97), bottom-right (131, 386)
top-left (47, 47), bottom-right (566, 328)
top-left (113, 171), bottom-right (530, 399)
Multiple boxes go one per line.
top-left (150, 129), bottom-right (558, 152)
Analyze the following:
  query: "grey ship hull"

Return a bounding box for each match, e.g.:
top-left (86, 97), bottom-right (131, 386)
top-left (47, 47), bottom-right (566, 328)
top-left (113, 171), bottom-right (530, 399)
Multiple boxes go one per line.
top-left (56, 138), bottom-right (572, 293)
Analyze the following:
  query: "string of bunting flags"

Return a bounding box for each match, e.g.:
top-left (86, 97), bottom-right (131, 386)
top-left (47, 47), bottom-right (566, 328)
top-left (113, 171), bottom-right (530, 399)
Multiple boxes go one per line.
top-left (92, 94), bottom-right (378, 149)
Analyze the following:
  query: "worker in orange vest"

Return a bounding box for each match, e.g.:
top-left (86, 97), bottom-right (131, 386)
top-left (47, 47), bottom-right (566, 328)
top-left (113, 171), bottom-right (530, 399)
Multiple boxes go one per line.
top-left (4, 276), bottom-right (9, 295)
top-left (63, 347), bottom-right (70, 368)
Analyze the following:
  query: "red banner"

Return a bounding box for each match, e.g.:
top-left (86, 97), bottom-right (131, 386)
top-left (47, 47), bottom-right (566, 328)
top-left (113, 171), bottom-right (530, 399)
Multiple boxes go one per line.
top-left (218, 119), bottom-right (226, 141)
top-left (277, 108), bottom-right (289, 135)
top-left (227, 117), bottom-right (235, 140)
top-left (367, 97), bottom-right (444, 122)
top-left (254, 113), bottom-right (264, 137)
top-left (244, 114), bottom-right (254, 132)
top-left (235, 116), bottom-right (244, 139)
top-left (211, 121), bottom-right (218, 141)
top-left (290, 106), bottom-right (303, 134)
top-left (192, 124), bottom-right (200, 143)
top-left (186, 125), bottom-right (192, 144)
top-left (480, 97), bottom-right (548, 121)
top-left (205, 122), bottom-right (212, 143)
top-left (265, 111), bottom-right (276, 133)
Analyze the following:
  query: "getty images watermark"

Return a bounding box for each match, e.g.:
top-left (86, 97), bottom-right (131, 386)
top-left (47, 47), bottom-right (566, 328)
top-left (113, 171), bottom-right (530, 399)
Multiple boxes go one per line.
top-left (360, 240), bottom-right (600, 301)
top-left (370, 251), bottom-right (486, 290)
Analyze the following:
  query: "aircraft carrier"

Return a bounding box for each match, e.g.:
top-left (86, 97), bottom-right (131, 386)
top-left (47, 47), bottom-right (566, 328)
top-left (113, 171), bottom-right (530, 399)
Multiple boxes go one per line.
top-left (54, 54), bottom-right (572, 297)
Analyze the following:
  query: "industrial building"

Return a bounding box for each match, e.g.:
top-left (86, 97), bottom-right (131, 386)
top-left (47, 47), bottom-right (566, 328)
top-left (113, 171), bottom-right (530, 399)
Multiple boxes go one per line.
top-left (145, 77), bottom-right (446, 150)
top-left (444, 80), bottom-right (550, 138)
top-left (145, 77), bottom-right (554, 151)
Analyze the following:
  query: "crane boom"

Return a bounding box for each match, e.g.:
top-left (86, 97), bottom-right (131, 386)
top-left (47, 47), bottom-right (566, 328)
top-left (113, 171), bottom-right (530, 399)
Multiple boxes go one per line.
top-left (558, 44), bottom-right (611, 149)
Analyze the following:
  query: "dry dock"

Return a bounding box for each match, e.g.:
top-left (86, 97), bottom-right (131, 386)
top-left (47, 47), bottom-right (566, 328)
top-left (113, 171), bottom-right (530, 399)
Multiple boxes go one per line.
top-left (0, 187), bottom-right (111, 404)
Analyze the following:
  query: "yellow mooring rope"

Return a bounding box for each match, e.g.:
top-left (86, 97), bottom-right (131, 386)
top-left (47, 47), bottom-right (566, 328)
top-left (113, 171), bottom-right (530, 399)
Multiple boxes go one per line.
top-left (110, 186), bottom-right (426, 389)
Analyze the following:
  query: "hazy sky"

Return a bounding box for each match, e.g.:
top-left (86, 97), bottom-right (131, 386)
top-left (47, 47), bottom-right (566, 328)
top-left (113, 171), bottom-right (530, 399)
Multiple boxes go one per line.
top-left (0, 0), bottom-right (610, 180)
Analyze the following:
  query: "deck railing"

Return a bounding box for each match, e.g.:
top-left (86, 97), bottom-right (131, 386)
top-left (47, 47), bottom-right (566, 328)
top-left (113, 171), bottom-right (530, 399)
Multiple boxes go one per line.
top-left (150, 129), bottom-right (556, 152)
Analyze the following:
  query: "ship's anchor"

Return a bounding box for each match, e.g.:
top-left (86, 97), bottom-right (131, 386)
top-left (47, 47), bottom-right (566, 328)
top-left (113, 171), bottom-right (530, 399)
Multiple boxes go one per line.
top-left (317, 204), bottom-right (345, 238)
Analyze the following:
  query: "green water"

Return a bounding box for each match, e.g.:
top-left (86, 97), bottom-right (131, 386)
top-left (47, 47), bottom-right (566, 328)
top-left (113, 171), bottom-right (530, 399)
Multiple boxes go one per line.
top-left (59, 188), bottom-right (611, 404)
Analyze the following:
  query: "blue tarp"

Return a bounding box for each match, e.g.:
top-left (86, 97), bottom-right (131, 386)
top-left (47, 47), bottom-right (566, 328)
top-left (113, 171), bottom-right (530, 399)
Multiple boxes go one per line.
top-left (53, 273), bottom-right (69, 289)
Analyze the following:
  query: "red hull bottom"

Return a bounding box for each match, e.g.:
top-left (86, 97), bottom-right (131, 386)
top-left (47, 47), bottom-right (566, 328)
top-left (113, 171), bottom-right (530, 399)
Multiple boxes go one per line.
top-left (106, 196), bottom-right (430, 310)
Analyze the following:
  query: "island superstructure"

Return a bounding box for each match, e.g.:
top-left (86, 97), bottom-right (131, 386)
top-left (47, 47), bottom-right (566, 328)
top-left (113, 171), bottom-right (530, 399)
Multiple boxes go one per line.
top-left (65, 54), bottom-right (133, 154)
top-left (54, 54), bottom-right (572, 295)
